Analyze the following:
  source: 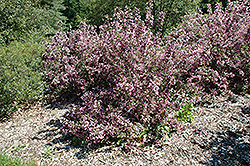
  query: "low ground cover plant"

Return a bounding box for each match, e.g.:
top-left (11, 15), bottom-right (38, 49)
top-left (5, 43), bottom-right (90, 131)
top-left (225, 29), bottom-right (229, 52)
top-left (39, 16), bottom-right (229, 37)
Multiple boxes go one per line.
top-left (42, 0), bottom-right (249, 151)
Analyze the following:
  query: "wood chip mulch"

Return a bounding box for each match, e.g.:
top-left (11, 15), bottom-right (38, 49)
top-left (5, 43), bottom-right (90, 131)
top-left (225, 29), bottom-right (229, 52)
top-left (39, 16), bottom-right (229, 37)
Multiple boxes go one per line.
top-left (0, 94), bottom-right (249, 166)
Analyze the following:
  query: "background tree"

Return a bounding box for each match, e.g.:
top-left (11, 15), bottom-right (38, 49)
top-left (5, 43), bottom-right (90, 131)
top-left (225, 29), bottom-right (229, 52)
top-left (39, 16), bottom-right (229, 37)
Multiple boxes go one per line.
top-left (39, 0), bottom-right (67, 30)
top-left (63, 0), bottom-right (148, 30)
top-left (0, 0), bottom-right (66, 45)
top-left (199, 0), bottom-right (231, 14)
top-left (63, 0), bottom-right (201, 35)
top-left (149, 0), bottom-right (201, 35)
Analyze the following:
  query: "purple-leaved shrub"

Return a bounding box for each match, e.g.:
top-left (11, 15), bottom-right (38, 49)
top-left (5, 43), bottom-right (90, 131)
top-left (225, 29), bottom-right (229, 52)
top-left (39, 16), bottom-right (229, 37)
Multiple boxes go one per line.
top-left (165, 0), bottom-right (250, 98)
top-left (42, 0), bottom-right (250, 150)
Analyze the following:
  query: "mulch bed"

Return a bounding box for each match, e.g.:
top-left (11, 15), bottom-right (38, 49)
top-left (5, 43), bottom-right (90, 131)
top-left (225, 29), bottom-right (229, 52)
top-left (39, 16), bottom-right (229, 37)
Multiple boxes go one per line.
top-left (0, 94), bottom-right (249, 165)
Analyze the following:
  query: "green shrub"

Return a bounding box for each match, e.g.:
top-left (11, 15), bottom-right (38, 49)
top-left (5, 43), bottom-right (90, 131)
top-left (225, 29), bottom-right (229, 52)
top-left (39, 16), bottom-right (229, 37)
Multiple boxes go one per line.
top-left (0, 41), bottom-right (44, 117)
top-left (176, 104), bottom-right (196, 123)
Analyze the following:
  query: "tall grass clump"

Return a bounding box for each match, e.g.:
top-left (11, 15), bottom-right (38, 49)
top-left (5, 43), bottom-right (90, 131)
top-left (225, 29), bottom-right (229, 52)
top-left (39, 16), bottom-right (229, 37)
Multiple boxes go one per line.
top-left (0, 41), bottom-right (44, 117)
top-left (42, 0), bottom-right (249, 150)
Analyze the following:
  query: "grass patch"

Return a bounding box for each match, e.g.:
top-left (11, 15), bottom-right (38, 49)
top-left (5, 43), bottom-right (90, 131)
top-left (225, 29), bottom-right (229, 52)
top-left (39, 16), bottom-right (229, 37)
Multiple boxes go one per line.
top-left (0, 153), bottom-right (38, 166)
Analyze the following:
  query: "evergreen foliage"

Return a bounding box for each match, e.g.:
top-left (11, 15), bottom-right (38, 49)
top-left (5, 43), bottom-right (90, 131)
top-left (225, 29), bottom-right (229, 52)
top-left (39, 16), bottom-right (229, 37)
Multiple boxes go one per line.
top-left (40, 0), bottom-right (67, 28)
top-left (199, 0), bottom-right (232, 13)
top-left (0, 0), bottom-right (66, 45)
top-left (63, 0), bottom-right (148, 29)
top-left (63, 0), bottom-right (200, 34)
top-left (149, 0), bottom-right (201, 35)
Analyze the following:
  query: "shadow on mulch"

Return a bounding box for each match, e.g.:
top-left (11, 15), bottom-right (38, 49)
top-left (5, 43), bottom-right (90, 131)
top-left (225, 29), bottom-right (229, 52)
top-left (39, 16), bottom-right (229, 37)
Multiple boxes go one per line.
top-left (242, 106), bottom-right (250, 115)
top-left (32, 118), bottom-right (116, 160)
top-left (0, 113), bottom-right (14, 123)
top-left (32, 119), bottom-right (72, 148)
top-left (198, 130), bottom-right (250, 166)
top-left (196, 104), bottom-right (250, 165)
top-left (33, 94), bottom-right (250, 162)
top-left (35, 97), bottom-right (162, 160)
top-left (42, 93), bottom-right (82, 110)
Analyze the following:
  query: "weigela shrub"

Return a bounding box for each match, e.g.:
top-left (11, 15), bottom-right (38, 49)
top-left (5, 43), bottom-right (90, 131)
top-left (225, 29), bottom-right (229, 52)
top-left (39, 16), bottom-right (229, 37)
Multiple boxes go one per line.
top-left (43, 6), bottom-right (188, 149)
top-left (42, 0), bottom-right (250, 150)
top-left (165, 0), bottom-right (250, 98)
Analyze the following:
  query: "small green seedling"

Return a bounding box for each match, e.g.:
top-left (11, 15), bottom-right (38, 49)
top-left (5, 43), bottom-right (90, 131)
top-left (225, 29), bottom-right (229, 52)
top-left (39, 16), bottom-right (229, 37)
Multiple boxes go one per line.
top-left (156, 124), bottom-right (171, 139)
top-left (176, 104), bottom-right (196, 123)
top-left (44, 147), bottom-right (57, 159)
top-left (13, 144), bottom-right (26, 152)
top-left (116, 138), bottom-right (125, 148)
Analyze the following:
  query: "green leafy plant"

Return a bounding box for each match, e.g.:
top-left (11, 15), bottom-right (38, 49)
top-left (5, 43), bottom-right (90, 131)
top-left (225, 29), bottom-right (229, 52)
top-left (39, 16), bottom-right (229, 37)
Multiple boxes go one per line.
top-left (44, 147), bottom-right (57, 159)
top-left (138, 126), bottom-right (149, 139)
top-left (155, 124), bottom-right (171, 141)
top-left (116, 138), bottom-right (126, 148)
top-left (13, 144), bottom-right (26, 152)
top-left (176, 104), bottom-right (196, 123)
top-left (0, 41), bottom-right (44, 117)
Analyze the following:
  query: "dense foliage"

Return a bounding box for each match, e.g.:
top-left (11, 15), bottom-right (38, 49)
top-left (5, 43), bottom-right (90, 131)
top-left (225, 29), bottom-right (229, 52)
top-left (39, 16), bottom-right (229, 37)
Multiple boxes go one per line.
top-left (199, 0), bottom-right (232, 13)
top-left (148, 0), bottom-right (201, 35)
top-left (0, 0), bottom-right (67, 117)
top-left (63, 0), bottom-right (148, 29)
top-left (0, 0), bottom-right (66, 46)
top-left (42, 0), bottom-right (250, 150)
top-left (0, 41), bottom-right (44, 117)
top-left (62, 0), bottom-right (201, 34)
top-left (62, 0), bottom-right (242, 35)
top-left (166, 0), bottom-right (250, 96)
